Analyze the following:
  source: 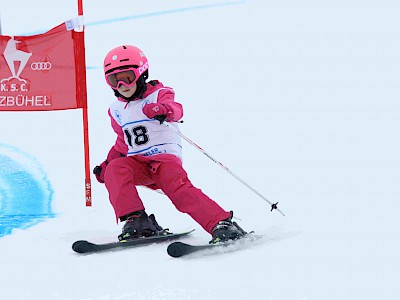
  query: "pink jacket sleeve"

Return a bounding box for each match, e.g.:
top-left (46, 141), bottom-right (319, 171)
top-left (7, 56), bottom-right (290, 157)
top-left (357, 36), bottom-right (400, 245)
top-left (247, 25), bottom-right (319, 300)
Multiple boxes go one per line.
top-left (108, 108), bottom-right (129, 156)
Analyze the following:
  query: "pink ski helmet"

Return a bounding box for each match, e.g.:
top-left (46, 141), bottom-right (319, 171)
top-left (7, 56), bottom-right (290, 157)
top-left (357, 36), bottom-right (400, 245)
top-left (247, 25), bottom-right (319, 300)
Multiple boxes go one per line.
top-left (103, 45), bottom-right (149, 81)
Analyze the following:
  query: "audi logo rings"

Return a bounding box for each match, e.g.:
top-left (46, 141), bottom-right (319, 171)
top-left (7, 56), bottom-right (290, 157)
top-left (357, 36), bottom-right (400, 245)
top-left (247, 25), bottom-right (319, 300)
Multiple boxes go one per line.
top-left (31, 62), bottom-right (52, 71)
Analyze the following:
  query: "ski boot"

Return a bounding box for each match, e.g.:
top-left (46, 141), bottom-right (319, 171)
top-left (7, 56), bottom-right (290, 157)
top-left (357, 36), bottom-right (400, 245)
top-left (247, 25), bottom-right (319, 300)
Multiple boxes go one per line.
top-left (209, 211), bottom-right (247, 244)
top-left (118, 210), bottom-right (164, 241)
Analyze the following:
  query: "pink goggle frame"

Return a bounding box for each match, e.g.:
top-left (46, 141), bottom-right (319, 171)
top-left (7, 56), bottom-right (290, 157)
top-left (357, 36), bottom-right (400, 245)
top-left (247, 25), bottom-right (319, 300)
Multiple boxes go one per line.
top-left (105, 67), bottom-right (141, 90)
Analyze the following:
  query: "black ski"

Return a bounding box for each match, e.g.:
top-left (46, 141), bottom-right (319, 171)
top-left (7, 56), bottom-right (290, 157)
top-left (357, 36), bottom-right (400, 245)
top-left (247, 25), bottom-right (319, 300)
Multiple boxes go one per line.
top-left (72, 229), bottom-right (194, 254)
top-left (167, 232), bottom-right (257, 258)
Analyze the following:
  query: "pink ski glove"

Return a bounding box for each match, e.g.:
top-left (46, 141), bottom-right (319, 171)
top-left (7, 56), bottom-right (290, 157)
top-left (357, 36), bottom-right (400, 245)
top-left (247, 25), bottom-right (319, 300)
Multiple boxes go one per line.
top-left (143, 103), bottom-right (169, 123)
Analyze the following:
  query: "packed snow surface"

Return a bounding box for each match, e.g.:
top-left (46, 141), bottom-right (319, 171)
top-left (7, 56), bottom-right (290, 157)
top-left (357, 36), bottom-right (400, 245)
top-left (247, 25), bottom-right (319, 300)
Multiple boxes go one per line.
top-left (1, 0), bottom-right (399, 299)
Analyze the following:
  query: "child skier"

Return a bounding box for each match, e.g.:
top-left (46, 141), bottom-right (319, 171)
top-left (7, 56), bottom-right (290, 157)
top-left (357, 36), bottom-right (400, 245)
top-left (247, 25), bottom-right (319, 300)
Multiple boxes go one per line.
top-left (94, 45), bottom-right (246, 244)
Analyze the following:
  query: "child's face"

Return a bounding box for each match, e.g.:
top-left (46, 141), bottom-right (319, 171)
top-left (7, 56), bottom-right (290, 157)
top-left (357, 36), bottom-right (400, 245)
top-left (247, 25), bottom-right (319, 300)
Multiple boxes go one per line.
top-left (117, 82), bottom-right (137, 98)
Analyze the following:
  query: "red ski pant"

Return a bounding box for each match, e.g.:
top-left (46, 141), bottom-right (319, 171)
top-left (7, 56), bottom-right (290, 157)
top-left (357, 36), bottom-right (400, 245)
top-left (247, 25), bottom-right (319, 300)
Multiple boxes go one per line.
top-left (104, 154), bottom-right (230, 234)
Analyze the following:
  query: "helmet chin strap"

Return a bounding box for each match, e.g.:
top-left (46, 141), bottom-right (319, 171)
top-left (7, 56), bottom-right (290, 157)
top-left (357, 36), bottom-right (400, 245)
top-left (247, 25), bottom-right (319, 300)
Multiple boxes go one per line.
top-left (113, 75), bottom-right (148, 102)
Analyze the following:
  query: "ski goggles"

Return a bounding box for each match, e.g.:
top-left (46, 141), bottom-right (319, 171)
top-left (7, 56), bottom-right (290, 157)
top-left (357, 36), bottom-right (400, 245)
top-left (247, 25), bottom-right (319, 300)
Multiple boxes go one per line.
top-left (105, 67), bottom-right (140, 90)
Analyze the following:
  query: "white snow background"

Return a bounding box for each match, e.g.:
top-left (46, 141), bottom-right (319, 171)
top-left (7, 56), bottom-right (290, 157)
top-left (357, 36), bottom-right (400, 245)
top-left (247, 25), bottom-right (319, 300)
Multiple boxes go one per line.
top-left (1, 0), bottom-right (400, 299)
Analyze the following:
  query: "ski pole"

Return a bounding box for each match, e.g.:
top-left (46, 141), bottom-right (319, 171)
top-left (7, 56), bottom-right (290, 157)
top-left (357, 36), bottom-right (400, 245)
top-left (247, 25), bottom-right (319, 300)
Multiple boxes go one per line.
top-left (165, 122), bottom-right (285, 216)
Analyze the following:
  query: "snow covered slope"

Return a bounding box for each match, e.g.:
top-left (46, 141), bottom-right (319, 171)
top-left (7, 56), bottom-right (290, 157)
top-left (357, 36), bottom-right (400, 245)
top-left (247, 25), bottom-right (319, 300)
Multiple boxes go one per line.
top-left (1, 0), bottom-right (399, 299)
